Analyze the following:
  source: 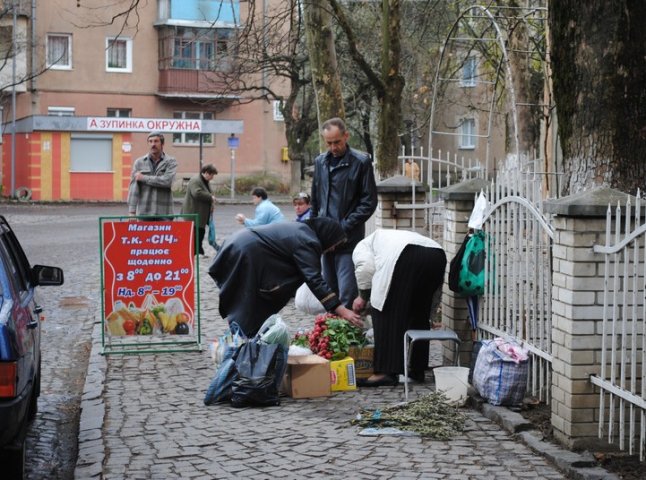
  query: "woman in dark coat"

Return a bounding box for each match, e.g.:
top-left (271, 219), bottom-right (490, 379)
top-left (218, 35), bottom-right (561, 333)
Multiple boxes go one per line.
top-left (208, 217), bottom-right (362, 337)
top-left (181, 164), bottom-right (218, 255)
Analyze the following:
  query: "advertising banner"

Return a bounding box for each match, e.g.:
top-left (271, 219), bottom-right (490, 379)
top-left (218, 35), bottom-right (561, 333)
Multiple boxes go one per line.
top-left (102, 220), bottom-right (196, 338)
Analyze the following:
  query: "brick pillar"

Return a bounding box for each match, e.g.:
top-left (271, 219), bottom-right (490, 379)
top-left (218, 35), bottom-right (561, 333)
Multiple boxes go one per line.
top-left (439, 179), bottom-right (490, 365)
top-left (375, 175), bottom-right (429, 233)
top-left (544, 188), bottom-right (635, 450)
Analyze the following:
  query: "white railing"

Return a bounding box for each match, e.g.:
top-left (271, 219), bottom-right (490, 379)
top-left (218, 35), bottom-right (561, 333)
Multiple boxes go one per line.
top-left (479, 163), bottom-right (554, 403)
top-left (591, 197), bottom-right (646, 460)
top-left (395, 147), bottom-right (485, 237)
top-left (399, 146), bottom-right (485, 193)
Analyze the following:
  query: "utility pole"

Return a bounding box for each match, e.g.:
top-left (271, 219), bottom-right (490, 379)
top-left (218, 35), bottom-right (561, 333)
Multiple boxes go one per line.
top-left (10, 0), bottom-right (17, 197)
top-left (227, 133), bottom-right (239, 199)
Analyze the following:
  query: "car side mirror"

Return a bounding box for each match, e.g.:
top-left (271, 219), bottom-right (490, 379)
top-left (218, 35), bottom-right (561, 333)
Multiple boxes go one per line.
top-left (32, 265), bottom-right (64, 286)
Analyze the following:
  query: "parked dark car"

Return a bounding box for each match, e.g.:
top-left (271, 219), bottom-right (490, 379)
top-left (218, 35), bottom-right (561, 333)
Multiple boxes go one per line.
top-left (0, 215), bottom-right (64, 478)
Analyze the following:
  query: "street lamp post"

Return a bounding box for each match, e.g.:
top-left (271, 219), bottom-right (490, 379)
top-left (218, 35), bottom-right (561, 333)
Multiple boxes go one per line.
top-left (227, 134), bottom-right (239, 200)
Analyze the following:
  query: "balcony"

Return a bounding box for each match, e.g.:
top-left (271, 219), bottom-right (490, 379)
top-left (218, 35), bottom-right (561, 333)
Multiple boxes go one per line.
top-left (157, 68), bottom-right (234, 99)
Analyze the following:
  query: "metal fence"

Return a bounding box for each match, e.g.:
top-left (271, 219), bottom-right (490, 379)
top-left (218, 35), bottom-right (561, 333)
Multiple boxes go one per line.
top-left (393, 147), bottom-right (484, 238)
top-left (479, 163), bottom-right (555, 403)
top-left (591, 198), bottom-right (646, 460)
top-left (399, 146), bottom-right (486, 192)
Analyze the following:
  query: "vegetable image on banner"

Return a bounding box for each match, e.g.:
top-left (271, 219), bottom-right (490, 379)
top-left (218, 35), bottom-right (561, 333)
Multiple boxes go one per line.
top-left (102, 220), bottom-right (196, 337)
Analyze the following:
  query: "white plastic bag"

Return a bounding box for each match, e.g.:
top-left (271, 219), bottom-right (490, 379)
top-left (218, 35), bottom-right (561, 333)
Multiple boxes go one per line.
top-left (294, 283), bottom-right (326, 314)
top-left (213, 323), bottom-right (246, 366)
top-left (288, 345), bottom-right (313, 356)
top-left (468, 191), bottom-right (489, 230)
top-left (257, 314), bottom-right (291, 347)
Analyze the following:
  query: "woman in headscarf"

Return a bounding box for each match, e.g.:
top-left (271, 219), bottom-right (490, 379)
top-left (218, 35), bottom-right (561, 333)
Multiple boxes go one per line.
top-left (208, 217), bottom-right (362, 337)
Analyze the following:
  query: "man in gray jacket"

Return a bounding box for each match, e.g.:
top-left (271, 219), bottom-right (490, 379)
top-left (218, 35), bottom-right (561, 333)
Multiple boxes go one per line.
top-left (310, 118), bottom-right (378, 307)
top-left (128, 132), bottom-right (177, 219)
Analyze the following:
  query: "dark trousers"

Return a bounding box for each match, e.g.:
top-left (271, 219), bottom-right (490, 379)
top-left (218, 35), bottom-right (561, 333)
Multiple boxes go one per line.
top-left (371, 245), bottom-right (447, 375)
top-left (197, 227), bottom-right (206, 255)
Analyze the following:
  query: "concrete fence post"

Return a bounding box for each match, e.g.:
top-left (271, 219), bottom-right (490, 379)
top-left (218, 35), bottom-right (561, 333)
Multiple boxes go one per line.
top-left (374, 175), bottom-right (428, 233)
top-left (544, 188), bottom-right (636, 450)
top-left (439, 179), bottom-right (490, 365)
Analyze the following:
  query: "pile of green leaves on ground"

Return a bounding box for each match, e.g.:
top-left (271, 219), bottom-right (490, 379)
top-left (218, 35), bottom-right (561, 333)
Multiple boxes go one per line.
top-left (351, 391), bottom-right (467, 440)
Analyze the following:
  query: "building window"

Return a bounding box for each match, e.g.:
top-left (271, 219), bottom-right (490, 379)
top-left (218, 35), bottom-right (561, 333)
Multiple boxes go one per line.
top-left (459, 118), bottom-right (476, 149)
top-left (70, 134), bottom-right (112, 172)
top-left (172, 111), bottom-right (213, 145)
top-left (273, 101), bottom-right (284, 122)
top-left (48, 106), bottom-right (75, 116)
top-left (461, 56), bottom-right (476, 87)
top-left (47, 34), bottom-right (72, 69)
top-left (0, 26), bottom-right (13, 58)
top-left (106, 37), bottom-right (132, 72)
top-left (159, 27), bottom-right (233, 71)
top-left (107, 108), bottom-right (131, 117)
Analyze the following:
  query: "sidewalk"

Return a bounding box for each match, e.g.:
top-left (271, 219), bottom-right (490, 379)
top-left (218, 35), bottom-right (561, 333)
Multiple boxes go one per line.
top-left (75, 256), bottom-right (618, 479)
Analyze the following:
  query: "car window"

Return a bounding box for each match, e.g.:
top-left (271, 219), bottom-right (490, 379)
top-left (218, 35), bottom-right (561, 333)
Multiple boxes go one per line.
top-left (0, 229), bottom-right (29, 297)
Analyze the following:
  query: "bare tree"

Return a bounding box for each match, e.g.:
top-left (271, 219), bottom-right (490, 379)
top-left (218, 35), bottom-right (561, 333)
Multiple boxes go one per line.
top-left (303, 0), bottom-right (344, 126)
top-left (324, 0), bottom-right (403, 176)
top-left (0, 3), bottom-right (54, 96)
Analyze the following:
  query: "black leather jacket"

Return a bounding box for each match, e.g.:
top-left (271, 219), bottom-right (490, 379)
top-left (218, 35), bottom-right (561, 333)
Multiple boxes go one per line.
top-left (310, 147), bottom-right (378, 252)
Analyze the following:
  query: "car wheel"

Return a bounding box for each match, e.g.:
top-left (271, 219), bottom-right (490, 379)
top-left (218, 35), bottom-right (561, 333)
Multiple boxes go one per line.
top-left (1, 441), bottom-right (26, 480)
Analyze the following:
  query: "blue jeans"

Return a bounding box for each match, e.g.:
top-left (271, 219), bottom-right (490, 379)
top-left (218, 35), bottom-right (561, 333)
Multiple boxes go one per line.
top-left (321, 251), bottom-right (358, 308)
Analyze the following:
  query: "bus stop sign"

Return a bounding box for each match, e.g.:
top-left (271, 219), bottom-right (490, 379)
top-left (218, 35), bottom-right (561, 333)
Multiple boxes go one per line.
top-left (227, 135), bottom-right (240, 149)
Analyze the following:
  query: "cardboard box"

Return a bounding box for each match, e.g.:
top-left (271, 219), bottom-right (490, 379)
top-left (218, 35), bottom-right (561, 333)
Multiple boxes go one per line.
top-left (330, 356), bottom-right (357, 391)
top-left (282, 355), bottom-right (331, 399)
top-left (348, 345), bottom-right (374, 379)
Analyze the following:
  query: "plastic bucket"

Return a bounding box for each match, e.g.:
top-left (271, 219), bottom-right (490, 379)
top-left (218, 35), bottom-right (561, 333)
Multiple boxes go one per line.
top-left (434, 366), bottom-right (469, 405)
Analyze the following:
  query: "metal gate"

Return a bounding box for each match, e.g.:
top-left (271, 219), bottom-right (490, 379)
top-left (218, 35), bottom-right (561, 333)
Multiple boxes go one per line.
top-left (479, 164), bottom-right (554, 403)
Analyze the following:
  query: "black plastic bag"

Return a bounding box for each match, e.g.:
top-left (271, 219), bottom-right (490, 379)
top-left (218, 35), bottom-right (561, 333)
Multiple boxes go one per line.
top-left (230, 341), bottom-right (287, 407)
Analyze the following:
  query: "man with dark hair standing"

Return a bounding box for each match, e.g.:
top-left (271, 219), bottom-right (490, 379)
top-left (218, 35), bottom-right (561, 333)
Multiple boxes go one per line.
top-left (181, 163), bottom-right (218, 255)
top-left (311, 117), bottom-right (378, 307)
top-left (128, 132), bottom-right (177, 218)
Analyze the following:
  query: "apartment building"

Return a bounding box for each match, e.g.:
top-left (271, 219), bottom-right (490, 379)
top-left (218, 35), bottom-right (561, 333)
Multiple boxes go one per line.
top-left (429, 51), bottom-right (506, 179)
top-left (0, 0), bottom-right (289, 201)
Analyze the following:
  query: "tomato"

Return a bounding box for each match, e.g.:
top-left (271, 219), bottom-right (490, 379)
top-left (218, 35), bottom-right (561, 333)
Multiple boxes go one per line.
top-left (123, 318), bottom-right (136, 335)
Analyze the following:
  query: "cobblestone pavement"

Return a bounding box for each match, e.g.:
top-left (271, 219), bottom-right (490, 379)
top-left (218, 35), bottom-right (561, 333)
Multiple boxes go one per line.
top-left (2, 202), bottom-right (619, 479)
top-left (4, 204), bottom-right (107, 479)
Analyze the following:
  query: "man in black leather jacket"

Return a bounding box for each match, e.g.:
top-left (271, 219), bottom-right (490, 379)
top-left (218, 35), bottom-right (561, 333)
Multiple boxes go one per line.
top-left (310, 117), bottom-right (378, 307)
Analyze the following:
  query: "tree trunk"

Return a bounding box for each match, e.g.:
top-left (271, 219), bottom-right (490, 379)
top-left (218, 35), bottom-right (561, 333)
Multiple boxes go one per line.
top-left (375, 0), bottom-right (404, 177)
top-left (550, 1), bottom-right (646, 195)
top-left (507, 0), bottom-right (541, 158)
top-left (303, 0), bottom-right (345, 132)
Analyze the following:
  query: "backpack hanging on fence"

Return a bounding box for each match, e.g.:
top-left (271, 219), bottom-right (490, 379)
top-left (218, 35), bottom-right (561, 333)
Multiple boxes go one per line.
top-left (458, 230), bottom-right (487, 296)
top-left (448, 233), bottom-right (470, 293)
